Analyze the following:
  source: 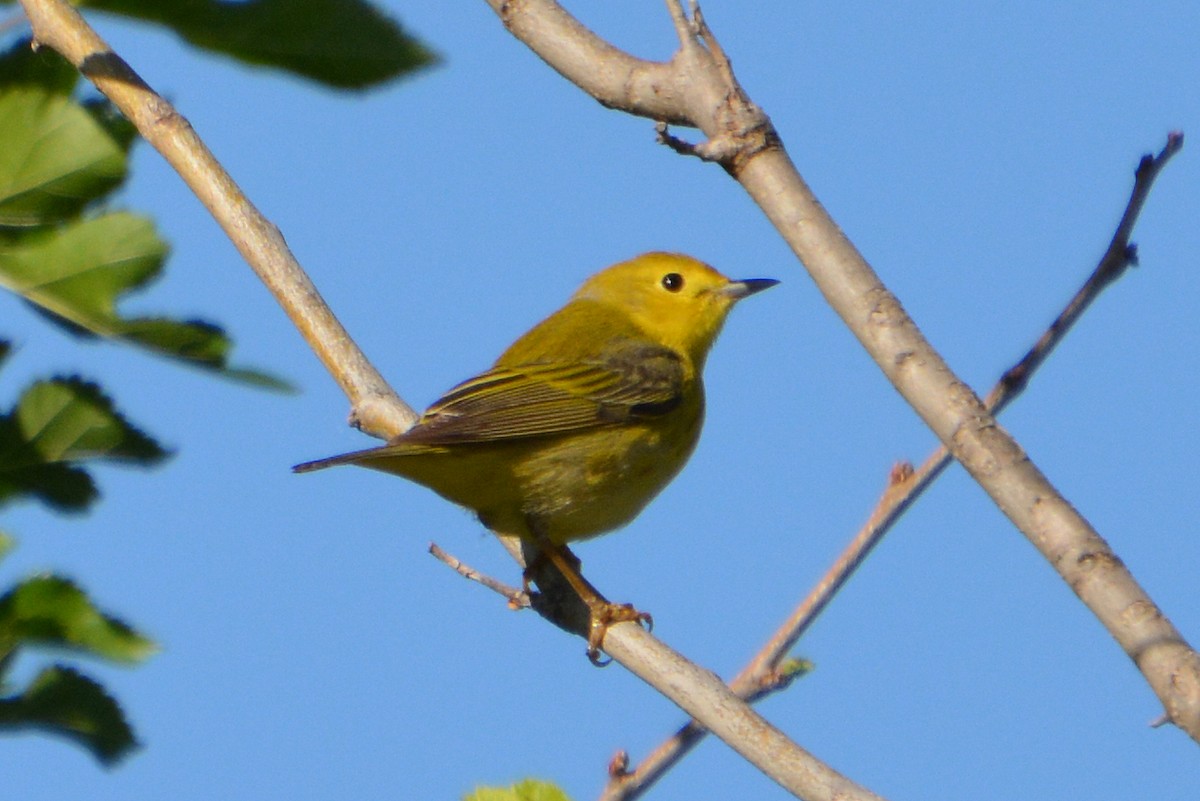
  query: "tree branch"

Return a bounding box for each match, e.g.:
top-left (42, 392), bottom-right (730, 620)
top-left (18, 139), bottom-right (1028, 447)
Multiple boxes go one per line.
top-left (482, 0), bottom-right (1200, 751)
top-left (457, 538), bottom-right (883, 801)
top-left (428, 542), bottom-right (530, 609)
top-left (25, 1), bottom-right (1196, 799)
top-left (17, 0), bottom-right (418, 441)
top-left (601, 133), bottom-right (1183, 801)
top-left (18, 2), bottom-right (896, 799)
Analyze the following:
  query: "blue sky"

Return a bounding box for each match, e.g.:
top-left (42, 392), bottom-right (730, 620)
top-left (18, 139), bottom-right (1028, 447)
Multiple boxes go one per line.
top-left (3, 2), bottom-right (1200, 799)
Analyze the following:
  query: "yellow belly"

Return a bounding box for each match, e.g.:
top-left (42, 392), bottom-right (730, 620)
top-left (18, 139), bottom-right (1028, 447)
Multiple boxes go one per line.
top-left (361, 403), bottom-right (703, 545)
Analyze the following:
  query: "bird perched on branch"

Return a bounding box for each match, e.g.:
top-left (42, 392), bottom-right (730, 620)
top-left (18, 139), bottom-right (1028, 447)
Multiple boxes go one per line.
top-left (296, 252), bottom-right (777, 661)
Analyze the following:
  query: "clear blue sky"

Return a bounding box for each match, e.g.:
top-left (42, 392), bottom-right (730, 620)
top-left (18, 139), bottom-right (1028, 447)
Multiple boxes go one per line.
top-left (4, 2), bottom-right (1199, 800)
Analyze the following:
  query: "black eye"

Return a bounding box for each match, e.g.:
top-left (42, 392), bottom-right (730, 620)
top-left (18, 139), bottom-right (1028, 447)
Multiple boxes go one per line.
top-left (661, 272), bottom-right (684, 292)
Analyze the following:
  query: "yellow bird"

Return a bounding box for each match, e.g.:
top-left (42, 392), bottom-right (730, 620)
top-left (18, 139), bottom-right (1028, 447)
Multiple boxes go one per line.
top-left (296, 252), bottom-right (777, 659)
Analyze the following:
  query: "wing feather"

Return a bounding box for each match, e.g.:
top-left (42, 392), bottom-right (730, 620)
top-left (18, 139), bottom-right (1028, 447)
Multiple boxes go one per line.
top-left (397, 340), bottom-right (685, 446)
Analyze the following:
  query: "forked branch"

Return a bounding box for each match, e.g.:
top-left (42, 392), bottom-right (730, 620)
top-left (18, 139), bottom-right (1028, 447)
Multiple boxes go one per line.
top-left (602, 133), bottom-right (1183, 801)
top-left (18, 1), bottom-right (895, 799)
top-left (483, 0), bottom-right (1200, 749)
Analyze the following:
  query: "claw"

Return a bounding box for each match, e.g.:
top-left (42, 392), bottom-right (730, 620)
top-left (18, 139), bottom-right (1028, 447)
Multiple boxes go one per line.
top-left (584, 601), bottom-right (653, 666)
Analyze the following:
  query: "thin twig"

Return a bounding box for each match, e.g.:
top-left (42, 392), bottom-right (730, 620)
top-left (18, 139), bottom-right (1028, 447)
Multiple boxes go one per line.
top-left (655, 122), bottom-right (705, 159)
top-left (598, 131), bottom-right (1184, 801)
top-left (751, 131), bottom-right (1185, 682)
top-left (990, 131), bottom-right (1184, 411)
top-left (428, 542), bottom-right (531, 609)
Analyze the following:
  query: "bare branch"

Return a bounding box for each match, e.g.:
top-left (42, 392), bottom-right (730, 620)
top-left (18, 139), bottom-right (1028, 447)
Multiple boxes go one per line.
top-left (754, 131), bottom-right (1185, 684)
top-left (597, 624), bottom-right (885, 801)
top-left (490, 0), bottom-right (686, 125)
top-left (23, 0), bottom-right (1196, 797)
top-left (506, 540), bottom-right (884, 800)
top-left (601, 132), bottom-right (1185, 801)
top-left (428, 543), bottom-right (530, 609)
top-left (992, 132), bottom-right (1184, 409)
top-left (482, 0), bottom-right (1200, 749)
top-left (17, 0), bottom-right (418, 440)
top-left (16, 2), bottom-right (886, 798)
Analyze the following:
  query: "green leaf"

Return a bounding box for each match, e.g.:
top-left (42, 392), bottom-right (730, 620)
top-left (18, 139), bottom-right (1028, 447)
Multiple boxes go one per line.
top-left (0, 212), bottom-right (289, 386)
top-left (78, 0), bottom-right (439, 89)
top-left (0, 459), bottom-right (95, 511)
top-left (464, 780), bottom-right (573, 801)
top-left (0, 573), bottom-right (157, 663)
top-left (0, 212), bottom-right (168, 337)
top-left (0, 665), bottom-right (138, 765)
top-left (16, 377), bottom-right (166, 464)
top-left (0, 43), bottom-right (284, 387)
top-left (778, 657), bottom-right (815, 681)
top-left (0, 42), bottom-right (128, 228)
top-left (0, 376), bottom-right (168, 511)
top-left (0, 531), bottom-right (13, 562)
top-left (118, 317), bottom-right (292, 390)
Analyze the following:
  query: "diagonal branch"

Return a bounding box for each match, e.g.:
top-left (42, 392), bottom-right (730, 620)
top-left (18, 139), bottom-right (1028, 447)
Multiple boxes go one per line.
top-left (19, 2), bottom-right (896, 800)
top-left (992, 134), bottom-right (1182, 407)
top-left (16, 0), bottom-right (418, 441)
top-left (746, 132), bottom-right (1183, 687)
top-left (601, 133), bottom-right (1183, 801)
top-left (481, 0), bottom-right (1200, 750)
top-left (25, 0), bottom-right (1196, 798)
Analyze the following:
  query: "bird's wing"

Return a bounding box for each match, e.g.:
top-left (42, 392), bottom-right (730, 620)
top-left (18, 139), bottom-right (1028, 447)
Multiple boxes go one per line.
top-left (398, 340), bottom-right (687, 445)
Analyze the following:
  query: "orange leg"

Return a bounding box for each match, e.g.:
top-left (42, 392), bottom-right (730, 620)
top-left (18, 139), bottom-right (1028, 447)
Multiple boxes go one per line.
top-left (525, 540), bottom-right (652, 664)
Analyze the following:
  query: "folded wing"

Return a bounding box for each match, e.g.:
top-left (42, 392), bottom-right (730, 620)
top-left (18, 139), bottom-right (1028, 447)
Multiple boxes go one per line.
top-left (403, 339), bottom-right (686, 445)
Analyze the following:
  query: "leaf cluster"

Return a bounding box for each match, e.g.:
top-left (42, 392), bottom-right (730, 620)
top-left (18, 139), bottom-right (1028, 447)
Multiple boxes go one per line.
top-left (0, 38), bottom-right (176, 766)
top-left (0, 0), bottom-right (441, 773)
top-left (0, 41), bottom-right (282, 381)
top-left (0, 534), bottom-right (157, 765)
top-left (0, 0), bottom-right (434, 766)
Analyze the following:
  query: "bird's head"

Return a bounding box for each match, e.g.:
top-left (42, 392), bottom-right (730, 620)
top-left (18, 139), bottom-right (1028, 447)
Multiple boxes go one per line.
top-left (573, 252), bottom-right (778, 366)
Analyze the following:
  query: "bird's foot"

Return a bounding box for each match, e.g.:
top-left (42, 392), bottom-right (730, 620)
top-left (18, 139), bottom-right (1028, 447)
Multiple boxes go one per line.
top-left (586, 601), bottom-right (653, 666)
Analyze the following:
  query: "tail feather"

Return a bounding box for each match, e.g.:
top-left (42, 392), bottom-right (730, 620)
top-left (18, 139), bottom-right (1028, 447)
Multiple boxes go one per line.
top-left (293, 446), bottom-right (386, 473)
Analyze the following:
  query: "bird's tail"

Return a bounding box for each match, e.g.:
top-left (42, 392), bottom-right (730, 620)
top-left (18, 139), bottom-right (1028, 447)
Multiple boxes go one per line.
top-left (293, 446), bottom-right (384, 473)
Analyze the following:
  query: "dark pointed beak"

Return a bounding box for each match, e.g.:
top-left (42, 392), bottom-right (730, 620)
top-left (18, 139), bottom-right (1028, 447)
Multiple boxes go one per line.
top-left (724, 277), bottom-right (780, 300)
